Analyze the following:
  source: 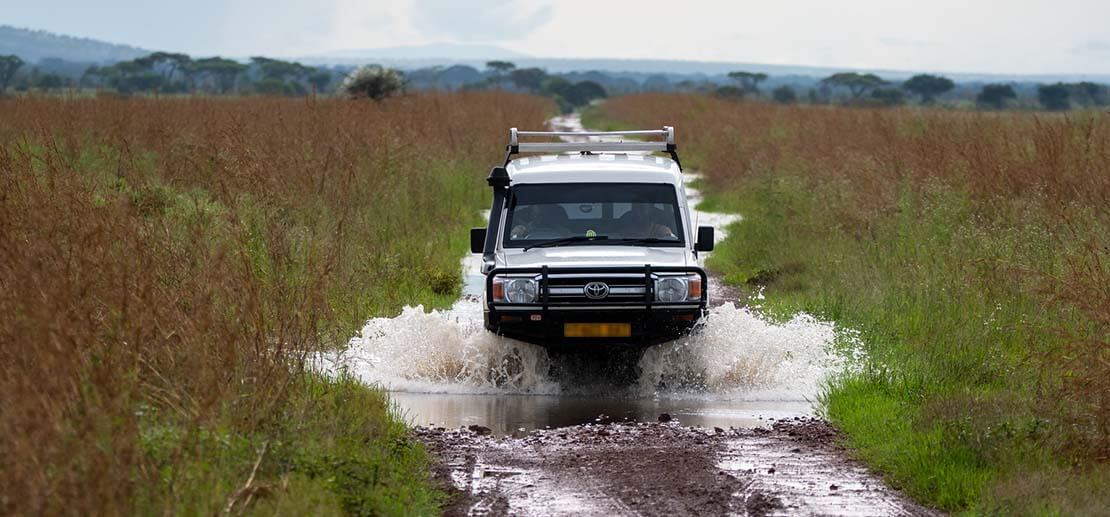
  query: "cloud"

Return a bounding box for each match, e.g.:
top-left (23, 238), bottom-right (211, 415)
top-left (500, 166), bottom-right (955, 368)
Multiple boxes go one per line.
top-left (409, 0), bottom-right (553, 42)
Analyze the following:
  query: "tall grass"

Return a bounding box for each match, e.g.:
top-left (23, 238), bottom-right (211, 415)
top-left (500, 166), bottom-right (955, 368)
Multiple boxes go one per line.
top-left (595, 94), bottom-right (1109, 513)
top-left (0, 93), bottom-right (551, 514)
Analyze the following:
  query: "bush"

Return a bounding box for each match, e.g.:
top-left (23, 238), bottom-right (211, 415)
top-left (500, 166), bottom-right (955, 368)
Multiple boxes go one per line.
top-left (340, 65), bottom-right (405, 101)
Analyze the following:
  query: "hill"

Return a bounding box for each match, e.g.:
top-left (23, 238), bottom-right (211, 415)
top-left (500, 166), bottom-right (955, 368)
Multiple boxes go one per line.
top-left (0, 25), bottom-right (149, 64)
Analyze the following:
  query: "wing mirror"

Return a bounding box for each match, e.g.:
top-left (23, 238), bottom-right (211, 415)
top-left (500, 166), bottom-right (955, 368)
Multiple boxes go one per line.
top-left (695, 226), bottom-right (714, 252)
top-left (470, 228), bottom-right (487, 253)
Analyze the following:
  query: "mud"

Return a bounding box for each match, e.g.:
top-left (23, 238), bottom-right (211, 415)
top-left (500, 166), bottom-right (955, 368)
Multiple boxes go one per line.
top-left (417, 418), bottom-right (939, 516)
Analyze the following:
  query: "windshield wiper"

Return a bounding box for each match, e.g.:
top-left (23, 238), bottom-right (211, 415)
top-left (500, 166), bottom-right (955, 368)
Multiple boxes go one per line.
top-left (523, 235), bottom-right (608, 251)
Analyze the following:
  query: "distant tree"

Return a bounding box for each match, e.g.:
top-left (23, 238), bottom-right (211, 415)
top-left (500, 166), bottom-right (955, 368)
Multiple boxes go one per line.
top-left (727, 71), bottom-right (768, 94)
top-left (254, 77), bottom-right (306, 96)
top-left (902, 74), bottom-right (954, 104)
top-left (821, 72), bottom-right (887, 99)
top-left (307, 70), bottom-right (333, 93)
top-left (509, 67), bottom-right (547, 92)
top-left (34, 73), bottom-right (65, 91)
top-left (641, 74), bottom-right (671, 92)
top-left (1038, 83), bottom-right (1071, 111)
top-left (188, 57), bottom-right (248, 94)
top-left (251, 57), bottom-right (313, 83)
top-left (772, 85), bottom-right (797, 104)
top-left (870, 88), bottom-right (905, 106)
top-left (0, 55), bottom-right (26, 93)
top-left (714, 85), bottom-right (746, 99)
top-left (976, 84), bottom-right (1017, 110)
top-left (340, 65), bottom-right (404, 100)
top-left (485, 60), bottom-right (515, 88)
top-left (564, 81), bottom-right (606, 106)
top-left (1068, 81), bottom-right (1108, 107)
top-left (438, 65), bottom-right (482, 89)
top-left (139, 52), bottom-right (191, 84)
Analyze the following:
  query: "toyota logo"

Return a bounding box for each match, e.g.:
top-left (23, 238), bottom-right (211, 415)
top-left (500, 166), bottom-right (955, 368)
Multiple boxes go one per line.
top-left (583, 282), bottom-right (609, 300)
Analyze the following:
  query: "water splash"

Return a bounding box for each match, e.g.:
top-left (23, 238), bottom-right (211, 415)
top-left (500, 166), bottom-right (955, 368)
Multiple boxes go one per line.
top-left (331, 301), bottom-right (559, 394)
top-left (638, 304), bottom-right (855, 400)
top-left (328, 298), bottom-right (856, 401)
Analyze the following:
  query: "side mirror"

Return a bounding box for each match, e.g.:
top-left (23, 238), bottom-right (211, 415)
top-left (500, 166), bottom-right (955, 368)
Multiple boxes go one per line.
top-left (695, 226), bottom-right (714, 252)
top-left (470, 228), bottom-right (487, 254)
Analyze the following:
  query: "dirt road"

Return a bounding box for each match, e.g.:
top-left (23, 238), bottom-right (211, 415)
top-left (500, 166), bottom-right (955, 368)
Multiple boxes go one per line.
top-left (417, 417), bottom-right (937, 516)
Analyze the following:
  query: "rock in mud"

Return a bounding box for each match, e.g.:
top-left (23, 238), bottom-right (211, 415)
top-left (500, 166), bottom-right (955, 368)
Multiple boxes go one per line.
top-left (467, 424), bottom-right (492, 436)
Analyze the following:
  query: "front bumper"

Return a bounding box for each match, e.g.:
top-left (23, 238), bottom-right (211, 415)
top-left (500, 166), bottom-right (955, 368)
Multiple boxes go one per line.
top-left (484, 266), bottom-right (708, 348)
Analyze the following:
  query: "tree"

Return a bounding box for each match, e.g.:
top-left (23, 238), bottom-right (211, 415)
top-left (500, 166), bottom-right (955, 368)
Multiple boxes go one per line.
top-left (485, 60), bottom-right (515, 88)
top-left (1068, 82), bottom-right (1108, 107)
top-left (34, 73), bottom-right (65, 91)
top-left (902, 74), bottom-right (954, 104)
top-left (340, 65), bottom-right (404, 100)
top-left (772, 85), bottom-right (797, 104)
top-left (1038, 83), bottom-right (1071, 111)
top-left (641, 74), bottom-right (671, 92)
top-left (509, 67), bottom-right (547, 92)
top-left (715, 85), bottom-right (746, 99)
top-left (976, 84), bottom-right (1017, 109)
top-left (139, 52), bottom-right (191, 84)
top-left (870, 88), bottom-right (905, 106)
top-left (188, 57), bottom-right (248, 94)
top-left (251, 57), bottom-right (313, 82)
top-left (564, 81), bottom-right (606, 107)
top-left (821, 72), bottom-right (887, 99)
top-left (0, 55), bottom-right (25, 93)
top-left (727, 71), bottom-right (768, 94)
top-left (307, 70), bottom-right (333, 93)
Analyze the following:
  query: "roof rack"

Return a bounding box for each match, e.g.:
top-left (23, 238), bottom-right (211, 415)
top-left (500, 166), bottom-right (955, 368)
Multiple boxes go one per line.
top-left (504, 126), bottom-right (682, 169)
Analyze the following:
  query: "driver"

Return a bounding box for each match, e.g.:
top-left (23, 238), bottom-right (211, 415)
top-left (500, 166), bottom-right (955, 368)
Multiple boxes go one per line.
top-left (510, 204), bottom-right (570, 239)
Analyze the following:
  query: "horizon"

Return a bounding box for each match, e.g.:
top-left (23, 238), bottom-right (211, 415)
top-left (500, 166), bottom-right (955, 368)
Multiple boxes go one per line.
top-left (5, 0), bottom-right (1110, 76)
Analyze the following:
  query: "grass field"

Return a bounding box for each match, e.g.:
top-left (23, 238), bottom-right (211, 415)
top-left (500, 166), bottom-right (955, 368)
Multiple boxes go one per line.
top-left (0, 93), bottom-right (551, 515)
top-left (589, 95), bottom-right (1109, 514)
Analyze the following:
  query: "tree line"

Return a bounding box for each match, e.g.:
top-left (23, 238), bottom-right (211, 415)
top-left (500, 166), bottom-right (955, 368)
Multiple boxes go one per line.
top-left (719, 70), bottom-right (1107, 111)
top-left (1, 51), bottom-right (1105, 112)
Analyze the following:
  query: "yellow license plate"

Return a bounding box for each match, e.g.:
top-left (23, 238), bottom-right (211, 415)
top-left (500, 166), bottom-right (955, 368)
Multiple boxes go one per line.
top-left (563, 323), bottom-right (632, 338)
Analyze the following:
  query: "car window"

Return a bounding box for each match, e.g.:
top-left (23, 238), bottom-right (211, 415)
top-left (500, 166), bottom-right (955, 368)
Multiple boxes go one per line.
top-left (504, 183), bottom-right (684, 247)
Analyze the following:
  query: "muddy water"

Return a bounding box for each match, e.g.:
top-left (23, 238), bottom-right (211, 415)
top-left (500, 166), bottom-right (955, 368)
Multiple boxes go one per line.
top-left (327, 114), bottom-right (858, 435)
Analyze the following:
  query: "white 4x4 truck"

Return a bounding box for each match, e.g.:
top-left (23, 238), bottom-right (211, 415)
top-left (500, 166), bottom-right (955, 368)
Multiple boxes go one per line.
top-left (470, 127), bottom-right (714, 348)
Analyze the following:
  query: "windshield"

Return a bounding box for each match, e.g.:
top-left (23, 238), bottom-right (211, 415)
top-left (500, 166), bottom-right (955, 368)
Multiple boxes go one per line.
top-left (503, 183), bottom-right (685, 248)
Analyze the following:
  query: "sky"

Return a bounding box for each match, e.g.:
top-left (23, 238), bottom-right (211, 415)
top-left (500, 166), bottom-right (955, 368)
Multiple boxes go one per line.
top-left (6, 0), bottom-right (1110, 74)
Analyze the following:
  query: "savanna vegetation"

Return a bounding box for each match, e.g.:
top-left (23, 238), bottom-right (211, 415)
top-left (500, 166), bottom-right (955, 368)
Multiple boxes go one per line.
top-left (587, 95), bottom-right (1109, 514)
top-left (0, 92), bottom-right (551, 514)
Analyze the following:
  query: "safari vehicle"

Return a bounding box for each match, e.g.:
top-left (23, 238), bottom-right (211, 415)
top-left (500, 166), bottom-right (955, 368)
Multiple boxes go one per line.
top-left (470, 126), bottom-right (714, 348)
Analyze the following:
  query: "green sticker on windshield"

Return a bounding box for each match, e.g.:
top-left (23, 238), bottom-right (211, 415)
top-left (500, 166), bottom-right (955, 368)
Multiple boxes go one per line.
top-left (585, 229), bottom-right (597, 238)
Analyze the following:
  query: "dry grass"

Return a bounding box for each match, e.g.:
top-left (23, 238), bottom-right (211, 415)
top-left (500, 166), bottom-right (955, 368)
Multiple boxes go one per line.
top-left (595, 94), bottom-right (1109, 509)
top-left (0, 93), bottom-right (550, 514)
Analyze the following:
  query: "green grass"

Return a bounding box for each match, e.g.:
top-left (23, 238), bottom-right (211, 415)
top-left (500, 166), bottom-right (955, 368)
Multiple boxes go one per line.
top-left (134, 375), bottom-right (441, 516)
top-left (699, 174), bottom-right (1102, 513)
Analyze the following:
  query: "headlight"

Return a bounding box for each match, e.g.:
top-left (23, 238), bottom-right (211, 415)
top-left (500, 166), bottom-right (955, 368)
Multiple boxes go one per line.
top-left (655, 277), bottom-right (688, 302)
top-left (493, 277), bottom-right (538, 303)
top-left (655, 275), bottom-right (702, 302)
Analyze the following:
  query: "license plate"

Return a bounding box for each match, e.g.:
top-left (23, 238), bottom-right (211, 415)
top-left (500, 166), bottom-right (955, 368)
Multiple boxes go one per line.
top-left (563, 323), bottom-right (632, 338)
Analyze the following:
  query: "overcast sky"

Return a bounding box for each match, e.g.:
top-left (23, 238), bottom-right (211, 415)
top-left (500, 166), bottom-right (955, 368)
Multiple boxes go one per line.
top-left (7, 0), bottom-right (1110, 74)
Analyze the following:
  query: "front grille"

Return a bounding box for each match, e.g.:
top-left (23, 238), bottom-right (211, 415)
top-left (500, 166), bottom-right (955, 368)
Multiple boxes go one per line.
top-left (544, 274), bottom-right (648, 304)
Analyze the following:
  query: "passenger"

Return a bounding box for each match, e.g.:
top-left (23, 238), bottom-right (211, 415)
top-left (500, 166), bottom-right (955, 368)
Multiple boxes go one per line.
top-left (619, 202), bottom-right (677, 239)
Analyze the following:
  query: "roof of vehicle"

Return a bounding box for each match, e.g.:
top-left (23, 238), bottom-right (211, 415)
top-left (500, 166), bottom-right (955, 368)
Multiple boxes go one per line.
top-left (506, 153), bottom-right (682, 186)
